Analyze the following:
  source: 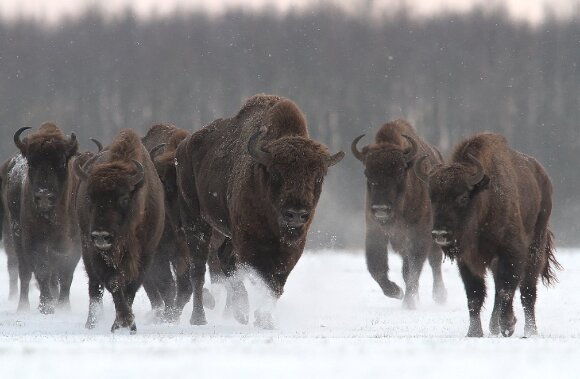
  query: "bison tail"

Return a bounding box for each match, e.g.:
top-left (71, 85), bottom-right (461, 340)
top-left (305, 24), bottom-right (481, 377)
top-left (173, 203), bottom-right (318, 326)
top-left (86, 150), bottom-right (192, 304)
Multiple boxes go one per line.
top-left (541, 229), bottom-right (562, 286)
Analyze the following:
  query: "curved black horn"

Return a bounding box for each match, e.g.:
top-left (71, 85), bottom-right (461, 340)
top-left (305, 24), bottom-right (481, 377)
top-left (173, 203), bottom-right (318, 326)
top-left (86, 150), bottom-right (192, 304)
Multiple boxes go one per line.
top-left (89, 138), bottom-right (103, 152)
top-left (14, 127), bottom-right (31, 152)
top-left (247, 130), bottom-right (272, 166)
top-left (67, 132), bottom-right (79, 155)
top-left (149, 143), bottom-right (167, 159)
top-left (351, 134), bottom-right (366, 162)
top-left (129, 159), bottom-right (144, 188)
top-left (466, 153), bottom-right (485, 187)
top-left (401, 134), bottom-right (418, 163)
top-left (413, 155), bottom-right (431, 184)
top-left (326, 151), bottom-right (345, 167)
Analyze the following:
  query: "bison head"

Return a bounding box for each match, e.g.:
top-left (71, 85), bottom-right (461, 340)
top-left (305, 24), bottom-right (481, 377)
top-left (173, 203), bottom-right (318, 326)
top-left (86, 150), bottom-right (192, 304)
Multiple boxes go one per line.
top-left (14, 124), bottom-right (78, 214)
top-left (75, 157), bottom-right (144, 251)
top-left (414, 153), bottom-right (490, 248)
top-left (352, 134), bottom-right (418, 224)
top-left (248, 130), bottom-right (344, 242)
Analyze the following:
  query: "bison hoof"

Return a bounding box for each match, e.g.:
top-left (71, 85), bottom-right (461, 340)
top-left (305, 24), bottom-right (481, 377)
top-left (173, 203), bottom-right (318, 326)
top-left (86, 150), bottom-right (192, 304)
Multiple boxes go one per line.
top-left (111, 313), bottom-right (136, 333)
top-left (433, 286), bottom-right (447, 305)
top-left (202, 288), bottom-right (216, 310)
top-left (254, 310), bottom-right (275, 330)
top-left (190, 310), bottom-right (207, 326)
top-left (382, 282), bottom-right (404, 300)
top-left (402, 294), bottom-right (417, 310)
top-left (38, 302), bottom-right (55, 315)
top-left (500, 316), bottom-right (517, 337)
top-left (489, 318), bottom-right (500, 335)
top-left (524, 324), bottom-right (537, 338)
top-left (17, 302), bottom-right (30, 313)
top-left (467, 321), bottom-right (484, 337)
top-left (85, 320), bottom-right (96, 330)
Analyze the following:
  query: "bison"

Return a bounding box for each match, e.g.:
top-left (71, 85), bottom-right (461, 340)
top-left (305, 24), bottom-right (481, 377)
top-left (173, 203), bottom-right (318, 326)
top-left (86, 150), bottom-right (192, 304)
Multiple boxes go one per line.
top-left (0, 122), bottom-right (81, 313)
top-left (176, 94), bottom-right (344, 328)
top-left (415, 132), bottom-right (560, 337)
top-left (351, 119), bottom-right (447, 309)
top-left (141, 123), bottom-right (198, 322)
top-left (75, 129), bottom-right (165, 333)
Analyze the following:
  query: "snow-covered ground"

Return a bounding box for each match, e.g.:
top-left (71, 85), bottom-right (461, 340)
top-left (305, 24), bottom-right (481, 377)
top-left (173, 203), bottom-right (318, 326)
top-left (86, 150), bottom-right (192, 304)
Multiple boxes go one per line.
top-left (0, 248), bottom-right (577, 378)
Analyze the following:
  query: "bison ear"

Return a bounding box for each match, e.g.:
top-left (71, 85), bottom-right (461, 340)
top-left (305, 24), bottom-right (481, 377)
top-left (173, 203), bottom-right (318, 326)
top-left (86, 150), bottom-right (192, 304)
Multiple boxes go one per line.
top-left (471, 174), bottom-right (490, 194)
top-left (405, 159), bottom-right (415, 170)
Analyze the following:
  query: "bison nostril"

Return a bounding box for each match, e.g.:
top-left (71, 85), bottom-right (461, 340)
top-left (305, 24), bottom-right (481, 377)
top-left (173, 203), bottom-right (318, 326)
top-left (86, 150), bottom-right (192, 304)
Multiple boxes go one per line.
top-left (283, 208), bottom-right (309, 225)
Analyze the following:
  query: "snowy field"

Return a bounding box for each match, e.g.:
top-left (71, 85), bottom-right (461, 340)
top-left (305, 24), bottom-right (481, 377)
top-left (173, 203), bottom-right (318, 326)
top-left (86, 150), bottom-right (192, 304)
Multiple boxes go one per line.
top-left (0, 248), bottom-right (578, 378)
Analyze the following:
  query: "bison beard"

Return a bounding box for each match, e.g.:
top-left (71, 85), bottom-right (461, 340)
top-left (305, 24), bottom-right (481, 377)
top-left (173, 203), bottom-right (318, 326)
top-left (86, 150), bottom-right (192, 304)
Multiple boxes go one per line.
top-left (1, 123), bottom-right (81, 314)
top-left (75, 129), bottom-right (165, 333)
top-left (176, 94), bottom-right (343, 329)
top-left (415, 133), bottom-right (560, 337)
top-left (351, 119), bottom-right (447, 309)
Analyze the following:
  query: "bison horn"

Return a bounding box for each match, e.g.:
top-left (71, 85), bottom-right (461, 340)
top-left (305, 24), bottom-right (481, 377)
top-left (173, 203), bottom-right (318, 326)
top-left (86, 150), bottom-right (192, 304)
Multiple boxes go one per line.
top-left (129, 159), bottom-right (145, 188)
top-left (14, 127), bottom-right (31, 152)
top-left (90, 138), bottom-right (104, 152)
top-left (149, 143), bottom-right (167, 159)
top-left (351, 134), bottom-right (366, 162)
top-left (74, 157), bottom-right (90, 181)
top-left (326, 151), bottom-right (345, 167)
top-left (413, 155), bottom-right (431, 184)
top-left (74, 151), bottom-right (103, 181)
top-left (247, 130), bottom-right (272, 166)
top-left (401, 134), bottom-right (418, 163)
top-left (68, 132), bottom-right (79, 156)
top-left (466, 153), bottom-right (485, 187)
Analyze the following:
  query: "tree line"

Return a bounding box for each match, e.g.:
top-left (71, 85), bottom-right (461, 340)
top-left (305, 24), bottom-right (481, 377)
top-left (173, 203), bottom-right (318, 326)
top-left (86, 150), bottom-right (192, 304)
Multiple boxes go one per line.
top-left (0, 6), bottom-right (578, 247)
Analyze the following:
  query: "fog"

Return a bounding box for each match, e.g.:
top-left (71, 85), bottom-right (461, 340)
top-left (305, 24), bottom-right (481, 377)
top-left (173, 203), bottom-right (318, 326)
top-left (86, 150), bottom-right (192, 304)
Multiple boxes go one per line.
top-left (0, 4), bottom-right (578, 247)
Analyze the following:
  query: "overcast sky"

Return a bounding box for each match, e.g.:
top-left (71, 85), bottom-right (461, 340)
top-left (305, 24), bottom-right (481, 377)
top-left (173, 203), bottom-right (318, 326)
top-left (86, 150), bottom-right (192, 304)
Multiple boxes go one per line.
top-left (0, 0), bottom-right (579, 23)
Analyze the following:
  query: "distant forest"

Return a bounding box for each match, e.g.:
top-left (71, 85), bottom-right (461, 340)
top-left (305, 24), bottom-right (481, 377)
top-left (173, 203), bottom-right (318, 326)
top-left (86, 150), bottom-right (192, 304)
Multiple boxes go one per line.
top-left (0, 6), bottom-right (578, 247)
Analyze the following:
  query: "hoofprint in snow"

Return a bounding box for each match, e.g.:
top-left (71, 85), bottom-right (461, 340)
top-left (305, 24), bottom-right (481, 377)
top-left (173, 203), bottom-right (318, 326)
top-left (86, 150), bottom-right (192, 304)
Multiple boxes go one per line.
top-left (0, 248), bottom-right (577, 378)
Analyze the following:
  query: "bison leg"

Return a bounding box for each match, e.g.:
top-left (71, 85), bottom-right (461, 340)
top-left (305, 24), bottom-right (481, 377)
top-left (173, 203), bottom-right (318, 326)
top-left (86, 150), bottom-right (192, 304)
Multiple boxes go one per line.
top-left (402, 247), bottom-right (428, 310)
top-left (85, 279), bottom-right (104, 329)
top-left (365, 228), bottom-right (403, 300)
top-left (219, 239), bottom-right (249, 325)
top-left (156, 260), bottom-right (178, 322)
top-left (36, 266), bottom-right (56, 315)
top-left (458, 262), bottom-right (485, 337)
top-left (427, 244), bottom-right (447, 304)
top-left (496, 256), bottom-right (521, 337)
top-left (110, 286), bottom-right (136, 334)
top-left (16, 259), bottom-right (32, 312)
top-left (520, 275), bottom-right (538, 337)
top-left (489, 259), bottom-right (500, 335)
top-left (57, 258), bottom-right (77, 311)
top-left (7, 250), bottom-right (18, 300)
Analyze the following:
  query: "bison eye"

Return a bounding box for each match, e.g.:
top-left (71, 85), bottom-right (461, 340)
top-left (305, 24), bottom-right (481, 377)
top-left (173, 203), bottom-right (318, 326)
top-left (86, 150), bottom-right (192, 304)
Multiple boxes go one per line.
top-left (270, 171), bottom-right (282, 185)
top-left (456, 193), bottom-right (469, 206)
top-left (119, 194), bottom-right (130, 209)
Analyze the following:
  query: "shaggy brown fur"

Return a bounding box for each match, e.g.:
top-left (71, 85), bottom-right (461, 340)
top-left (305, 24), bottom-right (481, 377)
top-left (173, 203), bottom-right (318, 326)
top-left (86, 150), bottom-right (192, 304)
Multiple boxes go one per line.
top-left (76, 129), bottom-right (164, 333)
top-left (1, 122), bottom-right (80, 313)
top-left (416, 132), bottom-right (560, 337)
top-left (176, 94), bottom-right (344, 328)
top-left (352, 119), bottom-right (446, 309)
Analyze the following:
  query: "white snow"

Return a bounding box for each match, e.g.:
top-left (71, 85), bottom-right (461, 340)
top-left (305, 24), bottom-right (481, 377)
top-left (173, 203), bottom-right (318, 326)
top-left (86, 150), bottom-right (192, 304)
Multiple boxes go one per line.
top-left (0, 248), bottom-right (577, 378)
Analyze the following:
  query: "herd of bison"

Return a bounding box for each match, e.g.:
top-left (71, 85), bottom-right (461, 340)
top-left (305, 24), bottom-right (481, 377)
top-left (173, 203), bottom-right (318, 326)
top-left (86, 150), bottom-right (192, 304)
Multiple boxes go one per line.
top-left (0, 94), bottom-right (560, 337)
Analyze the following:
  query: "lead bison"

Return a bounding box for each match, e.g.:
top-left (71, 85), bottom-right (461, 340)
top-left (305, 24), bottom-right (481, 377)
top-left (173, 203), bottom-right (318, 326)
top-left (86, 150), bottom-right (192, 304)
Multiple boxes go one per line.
top-left (75, 129), bottom-right (165, 333)
top-left (176, 94), bottom-right (344, 328)
top-left (415, 132), bottom-right (560, 337)
top-left (0, 123), bottom-right (80, 313)
top-left (351, 120), bottom-right (447, 309)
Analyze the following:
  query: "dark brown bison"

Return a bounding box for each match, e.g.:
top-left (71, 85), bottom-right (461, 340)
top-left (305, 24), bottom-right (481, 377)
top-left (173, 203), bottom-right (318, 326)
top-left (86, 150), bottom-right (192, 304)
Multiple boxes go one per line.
top-left (141, 123), bottom-right (199, 322)
top-left (75, 129), bottom-right (165, 333)
top-left (415, 132), bottom-right (560, 337)
top-left (351, 119), bottom-right (447, 309)
top-left (0, 122), bottom-right (80, 313)
top-left (176, 94), bottom-right (344, 328)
